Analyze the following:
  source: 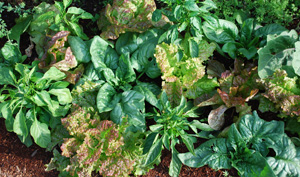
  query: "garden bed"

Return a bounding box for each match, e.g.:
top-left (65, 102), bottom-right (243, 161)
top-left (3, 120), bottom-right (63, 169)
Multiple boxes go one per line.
top-left (1, 0), bottom-right (300, 177)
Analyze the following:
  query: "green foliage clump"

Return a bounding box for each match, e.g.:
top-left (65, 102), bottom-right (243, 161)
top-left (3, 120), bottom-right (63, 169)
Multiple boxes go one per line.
top-left (179, 111), bottom-right (300, 177)
top-left (50, 104), bottom-right (145, 177)
top-left (213, 0), bottom-right (299, 25)
top-left (0, 43), bottom-right (72, 148)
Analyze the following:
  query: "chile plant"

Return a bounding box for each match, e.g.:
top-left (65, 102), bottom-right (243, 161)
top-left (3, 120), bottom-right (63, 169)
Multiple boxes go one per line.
top-left (143, 91), bottom-right (213, 177)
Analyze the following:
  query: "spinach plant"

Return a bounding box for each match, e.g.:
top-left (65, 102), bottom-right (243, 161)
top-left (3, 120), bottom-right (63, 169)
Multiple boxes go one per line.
top-left (153, 0), bottom-right (217, 38)
top-left (0, 45), bottom-right (72, 148)
top-left (88, 35), bottom-right (161, 132)
top-left (178, 111), bottom-right (300, 177)
top-left (143, 91), bottom-right (213, 177)
top-left (202, 17), bottom-right (287, 60)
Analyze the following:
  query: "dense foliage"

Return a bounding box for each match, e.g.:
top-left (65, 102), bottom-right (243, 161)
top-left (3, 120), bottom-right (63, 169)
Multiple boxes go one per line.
top-left (1, 0), bottom-right (300, 176)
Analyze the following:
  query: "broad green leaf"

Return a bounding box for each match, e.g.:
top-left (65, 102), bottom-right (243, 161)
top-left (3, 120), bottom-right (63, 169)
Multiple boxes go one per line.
top-left (116, 53), bottom-right (136, 83)
top-left (203, 18), bottom-right (238, 44)
top-left (178, 138), bottom-right (231, 169)
top-left (145, 138), bottom-right (163, 166)
top-left (1, 42), bottom-right (23, 63)
top-left (48, 88), bottom-right (72, 105)
top-left (237, 111), bottom-right (285, 156)
top-left (110, 103), bottom-right (123, 124)
top-left (134, 83), bottom-right (161, 109)
top-left (267, 135), bottom-right (300, 177)
top-left (292, 41), bottom-right (300, 76)
top-left (184, 0), bottom-right (200, 12)
top-left (258, 30), bottom-right (298, 78)
top-left (42, 67), bottom-right (66, 81)
top-left (96, 83), bottom-right (118, 113)
top-left (47, 100), bottom-right (70, 117)
top-left (30, 118), bottom-right (51, 148)
top-left (149, 124), bottom-right (163, 132)
top-left (110, 90), bottom-right (145, 131)
top-left (232, 150), bottom-right (276, 177)
top-left (189, 120), bottom-right (214, 133)
top-left (9, 15), bottom-right (32, 44)
top-left (115, 32), bottom-right (138, 55)
top-left (255, 24), bottom-right (287, 37)
top-left (0, 66), bottom-right (16, 85)
top-left (63, 0), bottom-right (72, 9)
top-left (222, 42), bottom-right (236, 59)
top-left (152, 9), bottom-right (162, 22)
top-left (238, 47), bottom-right (257, 60)
top-left (68, 36), bottom-right (91, 63)
top-left (90, 36), bottom-right (108, 72)
top-left (13, 109), bottom-right (28, 142)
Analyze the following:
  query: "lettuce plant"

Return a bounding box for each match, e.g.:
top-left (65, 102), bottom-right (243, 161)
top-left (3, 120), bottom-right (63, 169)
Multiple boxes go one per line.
top-left (178, 111), bottom-right (300, 177)
top-left (196, 59), bottom-right (259, 130)
top-left (0, 58), bottom-right (72, 148)
top-left (143, 91), bottom-right (213, 177)
top-left (38, 31), bottom-right (84, 84)
top-left (97, 0), bottom-right (167, 40)
top-left (47, 104), bottom-right (146, 177)
top-left (258, 69), bottom-right (300, 119)
top-left (154, 38), bottom-right (218, 106)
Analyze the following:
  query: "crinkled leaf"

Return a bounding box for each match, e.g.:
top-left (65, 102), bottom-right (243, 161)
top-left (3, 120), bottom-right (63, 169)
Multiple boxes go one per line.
top-left (208, 105), bottom-right (228, 131)
top-left (238, 111), bottom-right (285, 156)
top-left (258, 30), bottom-right (299, 79)
top-left (232, 150), bottom-right (276, 177)
top-left (111, 90), bottom-right (145, 131)
top-left (259, 69), bottom-right (300, 118)
top-left (267, 135), bottom-right (300, 177)
top-left (97, 83), bottom-right (118, 113)
top-left (53, 47), bottom-right (78, 71)
top-left (178, 138), bottom-right (231, 169)
top-left (116, 53), bottom-right (136, 83)
top-left (98, 0), bottom-right (158, 39)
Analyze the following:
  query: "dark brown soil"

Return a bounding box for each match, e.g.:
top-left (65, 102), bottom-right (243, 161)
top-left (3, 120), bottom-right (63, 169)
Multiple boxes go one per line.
top-left (0, 119), bottom-right (59, 177)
